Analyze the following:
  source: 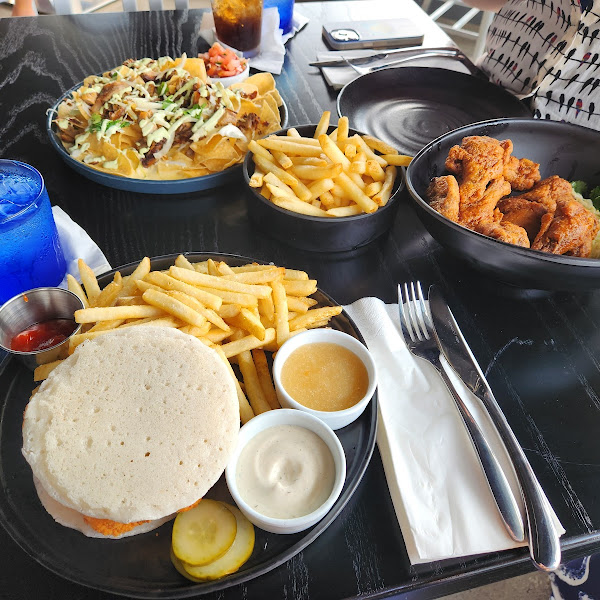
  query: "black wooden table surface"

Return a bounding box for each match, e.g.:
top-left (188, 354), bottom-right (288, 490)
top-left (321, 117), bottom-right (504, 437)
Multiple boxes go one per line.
top-left (2, 1), bottom-right (600, 598)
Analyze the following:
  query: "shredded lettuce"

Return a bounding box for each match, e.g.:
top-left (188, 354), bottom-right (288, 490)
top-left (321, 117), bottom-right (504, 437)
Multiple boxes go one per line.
top-left (573, 181), bottom-right (600, 210)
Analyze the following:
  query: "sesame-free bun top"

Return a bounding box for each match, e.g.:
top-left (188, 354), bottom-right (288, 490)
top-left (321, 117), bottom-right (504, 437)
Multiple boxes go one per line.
top-left (22, 327), bottom-right (239, 524)
top-left (32, 476), bottom-right (174, 539)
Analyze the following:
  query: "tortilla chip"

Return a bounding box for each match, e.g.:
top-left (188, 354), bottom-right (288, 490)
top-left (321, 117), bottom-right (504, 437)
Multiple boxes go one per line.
top-left (244, 72), bottom-right (277, 96)
top-left (265, 88), bottom-right (283, 107)
top-left (184, 58), bottom-right (207, 83)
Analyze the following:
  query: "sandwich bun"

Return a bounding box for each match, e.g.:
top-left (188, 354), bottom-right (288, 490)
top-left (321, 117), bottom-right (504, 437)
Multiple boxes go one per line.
top-left (22, 326), bottom-right (239, 532)
top-left (33, 477), bottom-right (174, 539)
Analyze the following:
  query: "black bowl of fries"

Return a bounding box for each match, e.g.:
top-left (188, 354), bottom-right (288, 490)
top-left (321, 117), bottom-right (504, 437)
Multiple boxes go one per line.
top-left (406, 118), bottom-right (600, 291)
top-left (242, 120), bottom-right (407, 253)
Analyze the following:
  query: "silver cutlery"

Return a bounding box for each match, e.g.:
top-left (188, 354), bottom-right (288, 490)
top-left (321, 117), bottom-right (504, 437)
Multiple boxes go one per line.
top-left (309, 45), bottom-right (466, 68)
top-left (427, 284), bottom-right (561, 572)
top-left (398, 281), bottom-right (525, 544)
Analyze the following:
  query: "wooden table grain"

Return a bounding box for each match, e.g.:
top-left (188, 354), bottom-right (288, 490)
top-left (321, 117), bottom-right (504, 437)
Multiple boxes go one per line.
top-left (1, 1), bottom-right (600, 599)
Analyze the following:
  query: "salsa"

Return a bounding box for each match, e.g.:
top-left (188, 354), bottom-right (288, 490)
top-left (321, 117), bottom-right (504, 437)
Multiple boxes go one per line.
top-left (200, 43), bottom-right (248, 78)
top-left (11, 319), bottom-right (78, 352)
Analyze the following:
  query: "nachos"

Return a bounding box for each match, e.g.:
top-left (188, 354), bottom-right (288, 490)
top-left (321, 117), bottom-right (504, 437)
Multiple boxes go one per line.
top-left (53, 54), bottom-right (283, 180)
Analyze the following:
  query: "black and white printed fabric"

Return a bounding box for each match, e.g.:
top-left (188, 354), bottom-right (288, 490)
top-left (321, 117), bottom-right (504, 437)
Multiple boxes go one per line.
top-left (479, 0), bottom-right (600, 128)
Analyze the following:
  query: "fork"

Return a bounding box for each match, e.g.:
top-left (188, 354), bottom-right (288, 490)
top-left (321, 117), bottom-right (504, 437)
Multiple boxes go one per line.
top-left (343, 47), bottom-right (471, 76)
top-left (398, 282), bottom-right (525, 543)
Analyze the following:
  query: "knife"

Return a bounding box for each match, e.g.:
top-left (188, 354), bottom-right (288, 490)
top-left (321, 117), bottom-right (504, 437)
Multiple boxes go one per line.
top-left (309, 46), bottom-right (465, 68)
top-left (428, 285), bottom-right (562, 572)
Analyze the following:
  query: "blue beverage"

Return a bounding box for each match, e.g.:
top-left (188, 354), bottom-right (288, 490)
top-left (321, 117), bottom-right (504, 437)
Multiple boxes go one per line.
top-left (264, 0), bottom-right (294, 34)
top-left (0, 161), bottom-right (66, 305)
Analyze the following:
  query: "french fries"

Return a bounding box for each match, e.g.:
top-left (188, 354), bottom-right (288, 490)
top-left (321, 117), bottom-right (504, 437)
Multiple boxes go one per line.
top-left (248, 111), bottom-right (410, 218)
top-left (44, 256), bottom-right (343, 426)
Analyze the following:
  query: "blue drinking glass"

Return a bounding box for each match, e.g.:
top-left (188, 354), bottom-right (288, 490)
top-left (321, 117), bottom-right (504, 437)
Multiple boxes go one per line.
top-left (264, 0), bottom-right (295, 34)
top-left (0, 160), bottom-right (66, 305)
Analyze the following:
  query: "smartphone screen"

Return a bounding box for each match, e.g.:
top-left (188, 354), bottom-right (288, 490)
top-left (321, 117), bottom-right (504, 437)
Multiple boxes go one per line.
top-left (322, 19), bottom-right (425, 50)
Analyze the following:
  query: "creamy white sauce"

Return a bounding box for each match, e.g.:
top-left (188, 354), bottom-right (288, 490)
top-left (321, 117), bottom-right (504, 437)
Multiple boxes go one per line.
top-left (235, 425), bottom-right (336, 519)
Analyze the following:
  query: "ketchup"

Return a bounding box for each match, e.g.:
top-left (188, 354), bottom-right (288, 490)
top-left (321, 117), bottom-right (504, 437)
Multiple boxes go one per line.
top-left (11, 319), bottom-right (78, 352)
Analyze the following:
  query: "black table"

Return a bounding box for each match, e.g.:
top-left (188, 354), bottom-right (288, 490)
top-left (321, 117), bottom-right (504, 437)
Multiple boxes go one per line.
top-left (2, 1), bottom-right (600, 599)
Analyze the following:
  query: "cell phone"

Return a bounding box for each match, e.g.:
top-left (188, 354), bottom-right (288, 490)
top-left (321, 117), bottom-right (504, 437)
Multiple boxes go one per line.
top-left (322, 19), bottom-right (424, 50)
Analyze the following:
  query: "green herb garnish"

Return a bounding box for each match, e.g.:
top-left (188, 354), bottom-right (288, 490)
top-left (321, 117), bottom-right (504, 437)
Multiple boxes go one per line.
top-left (572, 180), bottom-right (588, 196)
top-left (591, 186), bottom-right (600, 210)
top-left (186, 102), bottom-right (206, 117)
top-left (88, 115), bottom-right (130, 133)
top-left (88, 113), bottom-right (103, 132)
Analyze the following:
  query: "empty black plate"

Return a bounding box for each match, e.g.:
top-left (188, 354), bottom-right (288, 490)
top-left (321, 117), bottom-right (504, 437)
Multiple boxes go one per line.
top-left (337, 67), bottom-right (531, 156)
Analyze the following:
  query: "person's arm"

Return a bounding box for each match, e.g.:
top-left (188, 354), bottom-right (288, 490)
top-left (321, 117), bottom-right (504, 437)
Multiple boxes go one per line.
top-left (11, 0), bottom-right (37, 16)
top-left (460, 0), bottom-right (510, 11)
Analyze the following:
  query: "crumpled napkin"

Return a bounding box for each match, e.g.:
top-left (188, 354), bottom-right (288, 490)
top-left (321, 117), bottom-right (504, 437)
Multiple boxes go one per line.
top-left (316, 49), bottom-right (473, 91)
top-left (52, 206), bottom-right (112, 285)
top-left (200, 7), bottom-right (309, 75)
top-left (344, 296), bottom-right (564, 564)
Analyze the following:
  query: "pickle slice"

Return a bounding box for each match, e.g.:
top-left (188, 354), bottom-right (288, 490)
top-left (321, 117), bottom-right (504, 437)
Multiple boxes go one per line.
top-left (182, 503), bottom-right (255, 581)
top-left (171, 547), bottom-right (203, 582)
top-left (172, 499), bottom-right (237, 566)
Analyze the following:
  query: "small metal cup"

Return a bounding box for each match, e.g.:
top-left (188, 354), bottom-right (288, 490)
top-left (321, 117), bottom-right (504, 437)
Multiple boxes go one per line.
top-left (0, 287), bottom-right (83, 370)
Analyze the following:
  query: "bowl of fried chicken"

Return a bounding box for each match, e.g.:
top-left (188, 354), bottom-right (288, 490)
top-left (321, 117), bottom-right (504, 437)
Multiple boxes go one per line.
top-left (406, 118), bottom-right (600, 291)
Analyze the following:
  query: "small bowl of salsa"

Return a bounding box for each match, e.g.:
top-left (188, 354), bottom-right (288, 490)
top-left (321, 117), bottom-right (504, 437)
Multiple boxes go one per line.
top-left (272, 329), bottom-right (377, 430)
top-left (0, 287), bottom-right (83, 369)
top-left (200, 43), bottom-right (250, 88)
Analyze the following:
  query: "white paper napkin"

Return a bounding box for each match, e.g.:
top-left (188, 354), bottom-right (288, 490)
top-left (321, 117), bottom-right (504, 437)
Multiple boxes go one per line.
top-left (200, 7), bottom-right (309, 75)
top-left (316, 50), bottom-right (472, 91)
top-left (52, 206), bottom-right (112, 286)
top-left (344, 296), bottom-right (564, 564)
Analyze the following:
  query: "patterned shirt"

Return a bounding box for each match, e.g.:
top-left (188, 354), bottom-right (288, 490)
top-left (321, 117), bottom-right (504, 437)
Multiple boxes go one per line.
top-left (479, 0), bottom-right (600, 129)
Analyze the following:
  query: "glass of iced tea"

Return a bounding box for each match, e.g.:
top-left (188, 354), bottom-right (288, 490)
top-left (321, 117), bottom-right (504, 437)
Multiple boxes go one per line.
top-left (0, 160), bottom-right (66, 305)
top-left (211, 0), bottom-right (262, 58)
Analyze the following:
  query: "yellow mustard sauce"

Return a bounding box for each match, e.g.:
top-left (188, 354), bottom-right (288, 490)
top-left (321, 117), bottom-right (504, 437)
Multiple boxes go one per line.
top-left (281, 342), bottom-right (369, 411)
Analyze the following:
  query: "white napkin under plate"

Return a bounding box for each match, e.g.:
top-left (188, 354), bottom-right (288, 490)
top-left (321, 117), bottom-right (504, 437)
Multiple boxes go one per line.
top-left (52, 206), bottom-right (112, 286)
top-left (344, 296), bottom-right (564, 564)
top-left (316, 49), bottom-right (472, 91)
top-left (200, 7), bottom-right (309, 75)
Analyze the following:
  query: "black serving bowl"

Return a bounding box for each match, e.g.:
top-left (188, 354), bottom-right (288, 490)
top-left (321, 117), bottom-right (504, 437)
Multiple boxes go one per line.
top-left (242, 124), bottom-right (404, 253)
top-left (406, 118), bottom-right (600, 292)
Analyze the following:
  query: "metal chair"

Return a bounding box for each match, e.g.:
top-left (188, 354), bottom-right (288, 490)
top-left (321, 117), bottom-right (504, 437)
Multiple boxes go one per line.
top-left (419, 0), bottom-right (494, 59)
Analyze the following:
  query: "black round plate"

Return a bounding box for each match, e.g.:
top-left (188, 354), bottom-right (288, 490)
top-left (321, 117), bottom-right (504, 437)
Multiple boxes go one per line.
top-left (46, 83), bottom-right (288, 194)
top-left (0, 252), bottom-right (377, 598)
top-left (337, 67), bottom-right (531, 157)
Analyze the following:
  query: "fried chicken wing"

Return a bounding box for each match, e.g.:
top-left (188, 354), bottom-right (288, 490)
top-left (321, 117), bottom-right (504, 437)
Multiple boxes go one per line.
top-left (496, 196), bottom-right (548, 241)
top-left (474, 218), bottom-right (531, 248)
top-left (511, 174), bottom-right (573, 213)
top-left (503, 156), bottom-right (541, 191)
top-left (427, 137), bottom-right (599, 257)
top-left (531, 178), bottom-right (600, 257)
top-left (445, 136), bottom-right (507, 207)
top-left (427, 175), bottom-right (460, 222)
top-left (459, 176), bottom-right (511, 229)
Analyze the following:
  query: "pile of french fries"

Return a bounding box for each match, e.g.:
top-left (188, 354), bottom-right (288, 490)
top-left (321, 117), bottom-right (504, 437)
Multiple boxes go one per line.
top-left (248, 111), bottom-right (412, 218)
top-left (32, 256), bottom-right (342, 425)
